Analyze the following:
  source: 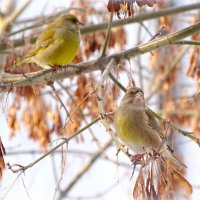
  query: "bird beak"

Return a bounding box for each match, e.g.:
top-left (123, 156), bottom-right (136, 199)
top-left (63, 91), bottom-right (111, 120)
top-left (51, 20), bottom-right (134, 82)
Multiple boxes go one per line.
top-left (78, 20), bottom-right (84, 26)
top-left (135, 91), bottom-right (144, 98)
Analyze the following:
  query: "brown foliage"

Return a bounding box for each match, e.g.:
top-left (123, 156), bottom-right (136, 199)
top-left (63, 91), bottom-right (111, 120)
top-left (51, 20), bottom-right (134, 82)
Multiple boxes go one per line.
top-left (187, 14), bottom-right (200, 84)
top-left (107, 0), bottom-right (164, 18)
top-left (3, 39), bottom-right (40, 74)
top-left (22, 95), bottom-right (51, 148)
top-left (1, 0), bottom-right (199, 197)
top-left (3, 0), bottom-right (127, 147)
top-left (163, 96), bottom-right (200, 138)
top-left (149, 14), bottom-right (178, 92)
top-left (7, 90), bottom-right (52, 149)
top-left (133, 156), bottom-right (192, 200)
top-left (64, 75), bottom-right (89, 137)
top-left (64, 75), bottom-right (120, 137)
top-left (0, 138), bottom-right (6, 179)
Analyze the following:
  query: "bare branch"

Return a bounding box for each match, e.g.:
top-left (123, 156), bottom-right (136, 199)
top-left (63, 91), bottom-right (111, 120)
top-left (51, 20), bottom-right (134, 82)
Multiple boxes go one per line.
top-left (1, 22), bottom-right (200, 90)
top-left (0, 0), bottom-right (31, 35)
top-left (101, 13), bottom-right (113, 57)
top-left (58, 139), bottom-right (113, 198)
top-left (97, 58), bottom-right (128, 155)
top-left (146, 47), bottom-right (189, 101)
top-left (2, 2), bottom-right (199, 48)
top-left (8, 117), bottom-right (100, 173)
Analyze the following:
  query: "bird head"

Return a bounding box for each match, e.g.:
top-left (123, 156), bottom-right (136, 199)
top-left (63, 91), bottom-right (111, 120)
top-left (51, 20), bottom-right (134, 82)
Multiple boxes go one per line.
top-left (54, 14), bottom-right (84, 31)
top-left (64, 14), bottom-right (84, 25)
top-left (61, 14), bottom-right (84, 31)
top-left (120, 87), bottom-right (145, 107)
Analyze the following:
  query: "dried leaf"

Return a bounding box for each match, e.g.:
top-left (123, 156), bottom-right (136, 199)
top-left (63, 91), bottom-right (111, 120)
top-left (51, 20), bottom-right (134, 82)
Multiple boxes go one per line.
top-left (75, 75), bottom-right (89, 109)
top-left (0, 137), bottom-right (6, 179)
top-left (8, 99), bottom-right (19, 137)
top-left (133, 167), bottom-right (148, 200)
top-left (107, 0), bottom-right (121, 13)
top-left (157, 161), bottom-right (175, 200)
top-left (22, 96), bottom-right (51, 149)
top-left (64, 102), bottom-right (82, 137)
top-left (133, 153), bottom-right (192, 200)
top-left (172, 170), bottom-right (193, 199)
top-left (52, 108), bottom-right (63, 135)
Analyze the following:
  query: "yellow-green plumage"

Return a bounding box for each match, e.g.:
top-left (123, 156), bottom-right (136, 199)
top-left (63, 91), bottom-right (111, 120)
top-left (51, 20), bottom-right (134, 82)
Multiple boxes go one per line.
top-left (114, 87), bottom-right (185, 168)
top-left (114, 90), bottom-right (161, 153)
top-left (16, 14), bottom-right (82, 69)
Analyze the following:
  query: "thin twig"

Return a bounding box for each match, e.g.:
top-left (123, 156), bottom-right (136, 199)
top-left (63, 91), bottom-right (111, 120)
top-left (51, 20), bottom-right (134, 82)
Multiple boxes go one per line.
top-left (139, 21), bottom-right (153, 37)
top-left (1, 171), bottom-right (23, 200)
top-left (8, 117), bottom-right (100, 173)
top-left (6, 149), bottom-right (131, 168)
top-left (0, 0), bottom-right (31, 35)
top-left (1, 21), bottom-right (199, 89)
top-left (58, 82), bottom-right (101, 147)
top-left (108, 73), bottom-right (200, 148)
top-left (1, 3), bottom-right (200, 49)
top-left (147, 108), bottom-right (200, 147)
top-left (58, 139), bottom-right (113, 198)
top-left (50, 151), bottom-right (60, 193)
top-left (97, 58), bottom-right (128, 155)
top-left (58, 83), bottom-right (95, 129)
top-left (149, 25), bottom-right (166, 41)
top-left (65, 87), bottom-right (96, 127)
top-left (157, 109), bottom-right (199, 116)
top-left (173, 40), bottom-right (200, 46)
top-left (66, 173), bottom-right (127, 200)
top-left (22, 177), bottom-right (32, 200)
top-left (47, 81), bottom-right (71, 123)
top-left (108, 73), bottom-right (126, 92)
top-left (146, 47), bottom-right (189, 101)
top-left (6, 149), bottom-right (130, 167)
top-left (136, 21), bottom-right (144, 89)
top-left (101, 13), bottom-right (113, 57)
top-left (53, 144), bottom-right (68, 200)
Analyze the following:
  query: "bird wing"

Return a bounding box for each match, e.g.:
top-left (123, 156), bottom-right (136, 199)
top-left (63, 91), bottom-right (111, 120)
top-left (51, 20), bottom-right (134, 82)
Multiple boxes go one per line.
top-left (25, 26), bottom-right (56, 58)
top-left (144, 108), bottom-right (164, 139)
top-left (145, 109), bottom-right (175, 151)
top-left (145, 109), bottom-right (161, 132)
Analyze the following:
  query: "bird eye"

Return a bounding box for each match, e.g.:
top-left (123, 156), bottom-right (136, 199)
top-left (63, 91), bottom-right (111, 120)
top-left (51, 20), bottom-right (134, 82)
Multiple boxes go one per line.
top-left (72, 18), bottom-right (77, 23)
top-left (130, 90), bottom-right (143, 95)
top-left (130, 91), bottom-right (137, 95)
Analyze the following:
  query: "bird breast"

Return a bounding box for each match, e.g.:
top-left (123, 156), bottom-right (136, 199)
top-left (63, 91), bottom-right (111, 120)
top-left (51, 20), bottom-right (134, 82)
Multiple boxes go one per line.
top-left (114, 105), bottom-right (162, 153)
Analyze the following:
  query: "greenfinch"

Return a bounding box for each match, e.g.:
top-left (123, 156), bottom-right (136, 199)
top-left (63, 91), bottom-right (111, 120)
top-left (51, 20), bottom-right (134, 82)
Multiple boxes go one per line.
top-left (15, 14), bottom-right (83, 69)
top-left (114, 87), bottom-right (185, 168)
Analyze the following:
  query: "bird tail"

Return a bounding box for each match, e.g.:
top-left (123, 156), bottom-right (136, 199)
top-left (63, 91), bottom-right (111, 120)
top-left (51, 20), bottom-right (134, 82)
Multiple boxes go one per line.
top-left (16, 57), bottom-right (30, 66)
top-left (164, 150), bottom-right (187, 169)
top-left (10, 57), bottom-right (30, 71)
top-left (157, 157), bottom-right (192, 199)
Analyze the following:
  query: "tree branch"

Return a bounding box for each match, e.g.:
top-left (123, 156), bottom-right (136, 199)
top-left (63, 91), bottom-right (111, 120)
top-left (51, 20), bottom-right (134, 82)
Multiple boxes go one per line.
top-left (0, 3), bottom-right (199, 50)
top-left (0, 0), bottom-right (31, 35)
top-left (8, 117), bottom-right (100, 173)
top-left (97, 58), bottom-right (128, 156)
top-left (1, 22), bottom-right (200, 90)
top-left (58, 139), bottom-right (113, 198)
top-left (146, 47), bottom-right (189, 101)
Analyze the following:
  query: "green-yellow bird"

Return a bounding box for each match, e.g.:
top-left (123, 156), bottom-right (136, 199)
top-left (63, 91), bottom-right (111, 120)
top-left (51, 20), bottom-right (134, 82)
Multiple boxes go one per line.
top-left (114, 87), bottom-right (185, 168)
top-left (15, 14), bottom-right (83, 69)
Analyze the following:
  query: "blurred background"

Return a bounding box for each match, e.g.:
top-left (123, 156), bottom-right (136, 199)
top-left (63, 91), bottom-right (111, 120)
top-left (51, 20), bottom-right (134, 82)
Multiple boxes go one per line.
top-left (0, 0), bottom-right (200, 199)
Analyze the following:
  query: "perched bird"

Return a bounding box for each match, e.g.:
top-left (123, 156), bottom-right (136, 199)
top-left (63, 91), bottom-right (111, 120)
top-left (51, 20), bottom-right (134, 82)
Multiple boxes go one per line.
top-left (114, 87), bottom-right (184, 168)
top-left (114, 87), bottom-right (193, 198)
top-left (15, 14), bottom-right (83, 69)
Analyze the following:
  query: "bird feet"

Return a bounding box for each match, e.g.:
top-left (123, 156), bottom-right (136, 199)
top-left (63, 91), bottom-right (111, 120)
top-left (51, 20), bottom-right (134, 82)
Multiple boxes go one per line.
top-left (129, 153), bottom-right (145, 165)
top-left (50, 64), bottom-right (71, 71)
top-left (50, 65), bottom-right (63, 71)
top-left (129, 153), bottom-right (145, 180)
